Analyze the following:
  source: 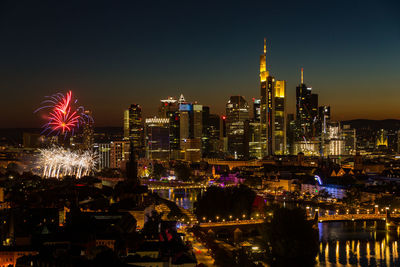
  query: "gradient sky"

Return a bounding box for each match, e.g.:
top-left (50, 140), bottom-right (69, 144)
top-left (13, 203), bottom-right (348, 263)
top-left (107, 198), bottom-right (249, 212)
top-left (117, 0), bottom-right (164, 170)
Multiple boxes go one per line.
top-left (1, 0), bottom-right (400, 127)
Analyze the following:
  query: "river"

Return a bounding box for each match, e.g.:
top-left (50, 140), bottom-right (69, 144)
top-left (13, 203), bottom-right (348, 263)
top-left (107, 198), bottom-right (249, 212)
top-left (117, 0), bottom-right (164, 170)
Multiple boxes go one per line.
top-left (153, 188), bottom-right (400, 267)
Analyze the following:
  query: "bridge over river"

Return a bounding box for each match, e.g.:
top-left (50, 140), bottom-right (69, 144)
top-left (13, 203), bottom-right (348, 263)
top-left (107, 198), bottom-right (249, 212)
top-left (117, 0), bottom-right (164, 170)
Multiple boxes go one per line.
top-left (198, 211), bottom-right (400, 233)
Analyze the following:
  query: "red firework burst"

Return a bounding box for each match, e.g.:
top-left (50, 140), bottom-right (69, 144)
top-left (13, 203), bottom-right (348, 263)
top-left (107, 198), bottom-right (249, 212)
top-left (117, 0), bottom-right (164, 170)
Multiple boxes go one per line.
top-left (35, 90), bottom-right (92, 136)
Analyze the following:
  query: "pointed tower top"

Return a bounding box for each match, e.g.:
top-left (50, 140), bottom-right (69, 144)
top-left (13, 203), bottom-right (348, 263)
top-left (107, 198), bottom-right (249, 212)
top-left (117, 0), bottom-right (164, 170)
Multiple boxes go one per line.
top-left (263, 38), bottom-right (266, 54)
top-left (301, 67), bottom-right (304, 84)
top-left (179, 94), bottom-right (186, 104)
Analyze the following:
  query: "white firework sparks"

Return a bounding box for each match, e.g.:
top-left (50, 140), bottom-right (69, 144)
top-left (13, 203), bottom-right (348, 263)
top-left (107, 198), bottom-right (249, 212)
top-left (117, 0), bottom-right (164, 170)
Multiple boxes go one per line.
top-left (37, 146), bottom-right (97, 179)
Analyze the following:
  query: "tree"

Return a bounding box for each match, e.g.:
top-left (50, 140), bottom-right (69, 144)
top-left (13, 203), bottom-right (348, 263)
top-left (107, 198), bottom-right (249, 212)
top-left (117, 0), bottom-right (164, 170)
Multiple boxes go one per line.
top-left (152, 162), bottom-right (166, 179)
top-left (342, 187), bottom-right (362, 207)
top-left (317, 189), bottom-right (331, 201)
top-left (261, 207), bottom-right (319, 267)
top-left (174, 163), bottom-right (191, 181)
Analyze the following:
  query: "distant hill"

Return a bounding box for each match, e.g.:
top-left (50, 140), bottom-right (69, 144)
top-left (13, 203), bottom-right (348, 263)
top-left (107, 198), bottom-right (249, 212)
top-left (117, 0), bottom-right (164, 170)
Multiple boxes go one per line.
top-left (341, 119), bottom-right (400, 130)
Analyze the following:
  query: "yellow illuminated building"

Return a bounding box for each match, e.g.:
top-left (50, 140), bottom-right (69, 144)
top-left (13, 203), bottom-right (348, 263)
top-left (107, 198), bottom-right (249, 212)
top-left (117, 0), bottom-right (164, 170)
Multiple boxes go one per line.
top-left (260, 38), bottom-right (287, 156)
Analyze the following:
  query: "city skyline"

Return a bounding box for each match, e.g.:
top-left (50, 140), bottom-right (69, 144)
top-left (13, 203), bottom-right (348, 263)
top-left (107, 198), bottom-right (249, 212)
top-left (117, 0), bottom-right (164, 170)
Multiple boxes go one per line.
top-left (1, 0), bottom-right (400, 127)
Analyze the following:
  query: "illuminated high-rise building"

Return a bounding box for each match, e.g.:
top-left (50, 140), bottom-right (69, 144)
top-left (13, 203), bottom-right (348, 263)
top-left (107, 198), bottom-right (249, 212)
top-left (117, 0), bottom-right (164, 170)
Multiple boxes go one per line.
top-left (342, 125), bottom-right (356, 155)
top-left (179, 102), bottom-right (191, 148)
top-left (296, 68), bottom-right (319, 139)
top-left (159, 97), bottom-right (180, 158)
top-left (93, 143), bottom-right (110, 170)
top-left (206, 114), bottom-right (222, 157)
top-left (123, 104), bottom-right (143, 156)
top-left (226, 95), bottom-right (249, 159)
top-left (145, 117), bottom-right (170, 160)
top-left (260, 38), bottom-right (287, 156)
top-left (82, 110), bottom-right (94, 149)
top-left (253, 98), bottom-right (261, 122)
top-left (192, 104), bottom-right (203, 139)
top-left (250, 99), bottom-right (262, 159)
top-left (249, 120), bottom-right (262, 159)
top-left (110, 140), bottom-right (130, 169)
top-left (273, 80), bottom-right (287, 155)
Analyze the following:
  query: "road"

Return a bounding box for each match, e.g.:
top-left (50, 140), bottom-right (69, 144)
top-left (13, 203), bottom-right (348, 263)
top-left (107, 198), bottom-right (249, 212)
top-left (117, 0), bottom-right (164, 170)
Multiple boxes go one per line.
top-left (191, 237), bottom-right (215, 266)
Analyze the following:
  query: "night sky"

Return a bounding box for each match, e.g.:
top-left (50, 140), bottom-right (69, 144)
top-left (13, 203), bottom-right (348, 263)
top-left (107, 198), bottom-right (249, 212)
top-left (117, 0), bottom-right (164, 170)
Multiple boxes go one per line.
top-left (1, 0), bottom-right (400, 127)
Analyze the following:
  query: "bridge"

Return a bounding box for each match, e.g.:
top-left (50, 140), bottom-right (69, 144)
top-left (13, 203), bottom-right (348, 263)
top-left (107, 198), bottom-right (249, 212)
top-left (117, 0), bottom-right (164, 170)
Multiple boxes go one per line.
top-left (197, 212), bottom-right (400, 230)
top-left (316, 212), bottom-right (400, 222)
top-left (198, 219), bottom-right (264, 238)
top-left (147, 184), bottom-right (207, 190)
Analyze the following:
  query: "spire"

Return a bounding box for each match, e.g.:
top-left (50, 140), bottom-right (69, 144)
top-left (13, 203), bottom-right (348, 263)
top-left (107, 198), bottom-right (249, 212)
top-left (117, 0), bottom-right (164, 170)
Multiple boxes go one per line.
top-left (263, 38), bottom-right (266, 54)
top-left (301, 67), bottom-right (304, 84)
top-left (179, 94), bottom-right (186, 104)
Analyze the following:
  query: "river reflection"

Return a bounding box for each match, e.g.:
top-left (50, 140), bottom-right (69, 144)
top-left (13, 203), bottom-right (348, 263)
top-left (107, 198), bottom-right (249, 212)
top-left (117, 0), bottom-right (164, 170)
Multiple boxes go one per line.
top-left (317, 221), bottom-right (400, 266)
top-left (153, 188), bottom-right (400, 266)
top-left (152, 188), bottom-right (204, 210)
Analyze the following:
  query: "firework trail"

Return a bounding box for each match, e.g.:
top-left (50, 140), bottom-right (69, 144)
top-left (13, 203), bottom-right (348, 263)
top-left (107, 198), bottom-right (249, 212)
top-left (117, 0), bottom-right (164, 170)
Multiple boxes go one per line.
top-left (35, 90), bottom-right (93, 136)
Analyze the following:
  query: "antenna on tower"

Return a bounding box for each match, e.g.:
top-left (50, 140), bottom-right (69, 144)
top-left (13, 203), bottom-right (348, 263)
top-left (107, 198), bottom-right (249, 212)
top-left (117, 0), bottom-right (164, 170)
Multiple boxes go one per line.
top-left (301, 67), bottom-right (304, 84)
top-left (263, 38), bottom-right (266, 54)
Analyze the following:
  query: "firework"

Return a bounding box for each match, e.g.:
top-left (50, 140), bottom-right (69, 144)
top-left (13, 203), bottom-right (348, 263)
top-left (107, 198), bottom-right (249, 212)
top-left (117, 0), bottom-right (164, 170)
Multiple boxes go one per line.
top-left (35, 90), bottom-right (92, 136)
top-left (37, 146), bottom-right (97, 179)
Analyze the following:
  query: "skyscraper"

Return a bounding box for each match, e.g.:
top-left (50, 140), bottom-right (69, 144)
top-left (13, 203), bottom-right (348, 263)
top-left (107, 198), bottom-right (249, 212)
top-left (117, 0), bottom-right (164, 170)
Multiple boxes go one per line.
top-left (253, 98), bottom-right (261, 122)
top-left (296, 68), bottom-right (319, 139)
top-left (226, 95), bottom-right (249, 159)
top-left (260, 38), bottom-right (287, 156)
top-left (179, 102), bottom-right (191, 148)
top-left (123, 104), bottom-right (143, 155)
top-left (82, 110), bottom-right (94, 150)
top-left (145, 117), bottom-right (170, 160)
top-left (159, 97), bottom-right (180, 159)
top-left (273, 80), bottom-right (286, 155)
top-left (93, 143), bottom-right (110, 170)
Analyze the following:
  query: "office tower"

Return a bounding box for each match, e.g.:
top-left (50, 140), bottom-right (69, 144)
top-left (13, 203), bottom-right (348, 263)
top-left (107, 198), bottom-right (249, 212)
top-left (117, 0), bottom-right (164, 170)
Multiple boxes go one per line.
top-left (123, 104), bottom-right (143, 156)
top-left (202, 106), bottom-right (210, 156)
top-left (286, 114), bottom-right (296, 155)
top-left (296, 68), bottom-right (316, 139)
top-left (226, 95), bottom-right (249, 159)
top-left (192, 104), bottom-right (203, 139)
top-left (310, 94), bottom-right (318, 136)
top-left (249, 99), bottom-right (262, 159)
top-left (326, 122), bottom-right (344, 156)
top-left (342, 125), bottom-right (356, 155)
top-left (221, 115), bottom-right (228, 153)
top-left (260, 38), bottom-right (286, 156)
top-left (93, 143), bottom-right (111, 170)
top-left (273, 80), bottom-right (286, 155)
top-left (145, 117), bottom-right (170, 160)
top-left (123, 110), bottom-right (129, 139)
top-left (159, 96), bottom-right (179, 117)
top-left (318, 105), bottom-right (331, 134)
top-left (183, 138), bottom-right (201, 162)
top-left (110, 140), bottom-right (130, 169)
top-left (159, 97), bottom-right (180, 158)
top-left (249, 120), bottom-right (262, 159)
top-left (82, 110), bottom-right (94, 150)
top-left (206, 114), bottom-right (222, 157)
top-left (253, 98), bottom-right (261, 122)
top-left (179, 103), bottom-right (191, 148)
